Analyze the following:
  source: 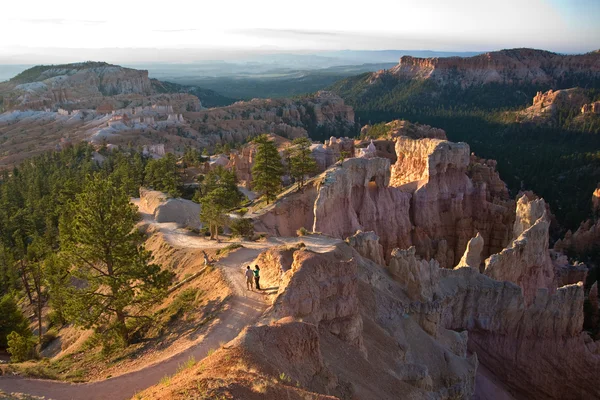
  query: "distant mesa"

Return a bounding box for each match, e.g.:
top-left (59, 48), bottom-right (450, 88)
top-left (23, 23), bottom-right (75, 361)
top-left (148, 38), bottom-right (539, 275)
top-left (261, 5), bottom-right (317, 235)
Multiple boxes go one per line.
top-left (378, 48), bottom-right (600, 87)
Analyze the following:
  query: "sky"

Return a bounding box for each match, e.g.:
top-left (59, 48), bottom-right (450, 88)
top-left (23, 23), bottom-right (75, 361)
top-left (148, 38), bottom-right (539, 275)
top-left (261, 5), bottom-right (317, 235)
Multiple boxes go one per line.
top-left (0, 0), bottom-right (599, 63)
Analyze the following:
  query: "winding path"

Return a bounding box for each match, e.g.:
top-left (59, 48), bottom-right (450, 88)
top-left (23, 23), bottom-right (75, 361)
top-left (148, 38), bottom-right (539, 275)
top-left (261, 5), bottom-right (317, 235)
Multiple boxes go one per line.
top-left (0, 223), bottom-right (268, 400)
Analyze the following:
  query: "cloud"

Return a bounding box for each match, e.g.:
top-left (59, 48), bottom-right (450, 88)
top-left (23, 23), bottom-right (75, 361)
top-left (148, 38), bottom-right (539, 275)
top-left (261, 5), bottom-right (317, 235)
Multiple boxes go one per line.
top-left (152, 28), bottom-right (202, 33)
top-left (232, 28), bottom-right (340, 38)
top-left (16, 18), bottom-right (106, 25)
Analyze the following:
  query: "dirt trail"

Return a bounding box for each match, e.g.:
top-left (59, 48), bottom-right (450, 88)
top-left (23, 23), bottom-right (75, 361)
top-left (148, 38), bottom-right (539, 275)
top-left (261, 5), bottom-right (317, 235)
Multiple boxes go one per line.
top-left (0, 225), bottom-right (267, 400)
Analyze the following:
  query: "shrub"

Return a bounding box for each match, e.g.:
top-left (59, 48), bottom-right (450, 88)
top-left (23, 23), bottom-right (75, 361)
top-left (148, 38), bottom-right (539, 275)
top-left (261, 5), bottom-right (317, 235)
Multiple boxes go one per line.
top-left (0, 295), bottom-right (31, 349)
top-left (296, 227), bottom-right (309, 236)
top-left (99, 326), bottom-right (128, 356)
top-left (160, 288), bottom-right (201, 325)
top-left (216, 244), bottom-right (243, 258)
top-left (7, 331), bottom-right (36, 362)
top-left (230, 218), bottom-right (254, 239)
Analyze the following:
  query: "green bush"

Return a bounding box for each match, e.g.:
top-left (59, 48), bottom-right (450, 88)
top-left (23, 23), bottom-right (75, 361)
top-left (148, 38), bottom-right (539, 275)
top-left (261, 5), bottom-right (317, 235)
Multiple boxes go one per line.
top-left (230, 218), bottom-right (254, 238)
top-left (7, 331), bottom-right (36, 362)
top-left (0, 295), bottom-right (31, 349)
top-left (216, 243), bottom-right (243, 257)
top-left (237, 207), bottom-right (249, 216)
top-left (296, 227), bottom-right (309, 237)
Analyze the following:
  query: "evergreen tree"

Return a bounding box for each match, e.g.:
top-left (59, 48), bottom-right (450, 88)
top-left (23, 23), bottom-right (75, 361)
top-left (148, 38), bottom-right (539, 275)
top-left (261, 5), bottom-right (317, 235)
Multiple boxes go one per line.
top-left (251, 135), bottom-right (283, 203)
top-left (289, 137), bottom-right (318, 191)
top-left (144, 153), bottom-right (181, 197)
top-left (60, 175), bottom-right (173, 344)
top-left (0, 294), bottom-right (31, 349)
top-left (44, 253), bottom-right (71, 326)
top-left (25, 236), bottom-right (49, 344)
top-left (199, 167), bottom-right (242, 240)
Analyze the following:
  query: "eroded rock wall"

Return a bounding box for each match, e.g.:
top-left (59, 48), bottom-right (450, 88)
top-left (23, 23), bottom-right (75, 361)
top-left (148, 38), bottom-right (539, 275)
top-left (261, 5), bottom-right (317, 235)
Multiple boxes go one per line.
top-left (312, 158), bottom-right (413, 259)
top-left (272, 247), bottom-right (366, 355)
top-left (391, 137), bottom-right (514, 268)
top-left (484, 194), bottom-right (555, 303)
top-left (256, 136), bottom-right (514, 267)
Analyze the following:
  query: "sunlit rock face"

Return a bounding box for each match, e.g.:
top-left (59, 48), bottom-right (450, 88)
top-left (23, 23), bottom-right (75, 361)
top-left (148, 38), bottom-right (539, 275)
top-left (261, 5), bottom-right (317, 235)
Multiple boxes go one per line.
top-left (380, 49), bottom-right (600, 87)
top-left (390, 137), bottom-right (514, 268)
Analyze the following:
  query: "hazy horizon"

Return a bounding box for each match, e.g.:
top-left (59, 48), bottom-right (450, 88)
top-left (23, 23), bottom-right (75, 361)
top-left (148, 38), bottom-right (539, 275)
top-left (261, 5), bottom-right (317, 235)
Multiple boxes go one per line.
top-left (1, 0), bottom-right (599, 65)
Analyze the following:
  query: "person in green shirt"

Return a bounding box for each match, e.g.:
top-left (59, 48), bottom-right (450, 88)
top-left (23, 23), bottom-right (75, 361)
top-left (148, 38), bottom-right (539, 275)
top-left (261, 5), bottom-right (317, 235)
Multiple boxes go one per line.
top-left (253, 265), bottom-right (261, 290)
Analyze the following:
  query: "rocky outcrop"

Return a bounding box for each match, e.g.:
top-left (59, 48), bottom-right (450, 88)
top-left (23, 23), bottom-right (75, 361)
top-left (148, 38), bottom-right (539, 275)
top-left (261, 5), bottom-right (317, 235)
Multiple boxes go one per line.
top-left (311, 136), bottom-right (355, 171)
top-left (312, 158), bottom-right (413, 259)
top-left (557, 218), bottom-right (600, 256)
top-left (346, 230), bottom-right (385, 266)
top-left (388, 246), bottom-right (440, 304)
top-left (310, 91), bottom-right (355, 125)
top-left (390, 137), bottom-right (470, 187)
top-left (384, 192), bottom-right (598, 399)
top-left (139, 188), bottom-right (201, 230)
top-left (255, 135), bottom-right (514, 267)
top-left (354, 139), bottom-right (397, 162)
top-left (228, 145), bottom-right (255, 187)
top-left (0, 62), bottom-right (154, 110)
top-left (187, 92), bottom-right (356, 149)
top-left (455, 232), bottom-right (484, 270)
top-left (484, 194), bottom-right (554, 303)
top-left (358, 247), bottom-right (478, 398)
top-left (554, 186), bottom-right (600, 256)
top-left (384, 49), bottom-right (600, 87)
top-left (442, 267), bottom-right (599, 399)
top-left (467, 155), bottom-right (509, 200)
top-left (237, 321), bottom-right (338, 393)
top-left (391, 137), bottom-right (514, 268)
top-left (272, 247), bottom-right (366, 356)
top-left (581, 101), bottom-right (600, 115)
top-left (361, 119), bottom-right (447, 141)
top-left (517, 88), bottom-right (590, 123)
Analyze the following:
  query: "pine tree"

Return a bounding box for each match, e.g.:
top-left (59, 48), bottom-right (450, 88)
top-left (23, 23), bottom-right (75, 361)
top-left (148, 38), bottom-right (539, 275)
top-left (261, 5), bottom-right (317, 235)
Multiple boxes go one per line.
top-left (199, 167), bottom-right (242, 240)
top-left (289, 137), bottom-right (318, 191)
top-left (44, 253), bottom-right (71, 326)
top-left (251, 135), bottom-right (283, 204)
top-left (60, 175), bottom-right (173, 344)
top-left (144, 153), bottom-right (181, 197)
top-left (0, 294), bottom-right (31, 349)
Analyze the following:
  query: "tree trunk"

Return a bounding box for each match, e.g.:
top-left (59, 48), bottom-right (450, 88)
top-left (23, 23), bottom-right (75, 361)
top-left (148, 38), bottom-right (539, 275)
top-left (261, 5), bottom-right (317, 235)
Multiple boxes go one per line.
top-left (34, 264), bottom-right (43, 344)
top-left (116, 309), bottom-right (129, 344)
top-left (37, 291), bottom-right (43, 344)
top-left (19, 260), bottom-right (33, 305)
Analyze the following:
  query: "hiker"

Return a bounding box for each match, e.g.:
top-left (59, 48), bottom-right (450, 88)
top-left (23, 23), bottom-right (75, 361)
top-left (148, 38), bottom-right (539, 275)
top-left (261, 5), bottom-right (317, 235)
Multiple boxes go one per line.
top-left (202, 251), bottom-right (209, 267)
top-left (245, 266), bottom-right (254, 290)
top-left (253, 265), bottom-right (261, 290)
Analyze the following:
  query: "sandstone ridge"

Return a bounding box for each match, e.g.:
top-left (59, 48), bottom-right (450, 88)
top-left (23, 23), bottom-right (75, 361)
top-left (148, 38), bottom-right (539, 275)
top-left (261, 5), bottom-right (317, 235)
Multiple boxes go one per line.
top-left (379, 48), bottom-right (600, 87)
